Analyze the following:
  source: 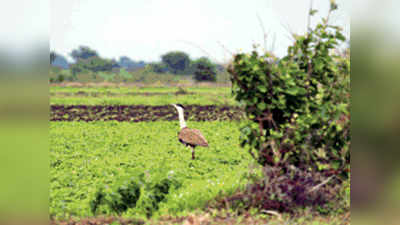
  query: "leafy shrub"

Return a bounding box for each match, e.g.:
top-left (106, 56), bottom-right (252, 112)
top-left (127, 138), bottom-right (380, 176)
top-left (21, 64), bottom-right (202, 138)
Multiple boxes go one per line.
top-left (70, 55), bottom-right (116, 76)
top-left (119, 68), bottom-right (132, 82)
top-left (161, 51), bottom-right (191, 74)
top-left (228, 2), bottom-right (350, 178)
top-left (214, 167), bottom-right (345, 214)
top-left (90, 177), bottom-right (141, 215)
top-left (140, 173), bottom-right (182, 217)
top-left (89, 171), bottom-right (182, 217)
top-left (147, 63), bottom-right (169, 73)
top-left (193, 57), bottom-right (217, 82)
top-left (98, 72), bottom-right (115, 82)
top-left (175, 87), bottom-right (189, 95)
top-left (50, 69), bottom-right (76, 83)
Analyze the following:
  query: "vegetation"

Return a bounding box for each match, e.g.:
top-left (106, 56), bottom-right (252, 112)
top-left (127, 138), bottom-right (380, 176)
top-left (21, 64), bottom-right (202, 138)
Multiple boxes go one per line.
top-left (50, 86), bottom-right (235, 106)
top-left (160, 51), bottom-right (191, 74)
top-left (193, 57), bottom-right (217, 82)
top-left (70, 46), bottom-right (99, 61)
top-left (69, 57), bottom-right (118, 76)
top-left (227, 0), bottom-right (350, 214)
top-left (50, 121), bottom-right (254, 219)
top-left (50, 47), bottom-right (226, 84)
top-left (50, 86), bottom-right (231, 95)
top-left (118, 56), bottom-right (146, 71)
top-left (229, 1), bottom-right (349, 175)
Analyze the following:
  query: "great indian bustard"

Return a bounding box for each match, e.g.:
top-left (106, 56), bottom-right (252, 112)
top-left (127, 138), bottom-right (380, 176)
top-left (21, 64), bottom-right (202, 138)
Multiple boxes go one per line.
top-left (171, 104), bottom-right (208, 160)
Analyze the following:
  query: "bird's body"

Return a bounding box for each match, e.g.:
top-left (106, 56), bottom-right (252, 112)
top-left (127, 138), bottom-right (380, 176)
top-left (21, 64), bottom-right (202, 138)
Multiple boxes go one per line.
top-left (172, 104), bottom-right (208, 160)
top-left (178, 127), bottom-right (209, 148)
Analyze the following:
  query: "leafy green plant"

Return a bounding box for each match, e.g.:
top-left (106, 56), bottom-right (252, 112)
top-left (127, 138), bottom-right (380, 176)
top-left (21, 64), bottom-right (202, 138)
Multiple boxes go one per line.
top-left (228, 2), bottom-right (350, 177)
top-left (161, 51), bottom-right (191, 74)
top-left (119, 68), bottom-right (133, 82)
top-left (140, 173), bottom-right (182, 217)
top-left (50, 69), bottom-right (77, 83)
top-left (98, 72), bottom-right (115, 82)
top-left (90, 177), bottom-right (142, 215)
top-left (147, 63), bottom-right (169, 74)
top-left (193, 57), bottom-right (217, 82)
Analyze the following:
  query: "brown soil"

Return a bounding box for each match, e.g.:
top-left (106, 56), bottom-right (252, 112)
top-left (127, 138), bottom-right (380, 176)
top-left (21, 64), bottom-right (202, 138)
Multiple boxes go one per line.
top-left (50, 105), bottom-right (243, 122)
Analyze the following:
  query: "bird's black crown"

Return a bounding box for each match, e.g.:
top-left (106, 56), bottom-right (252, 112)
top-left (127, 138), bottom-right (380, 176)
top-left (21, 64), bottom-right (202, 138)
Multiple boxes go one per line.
top-left (176, 104), bottom-right (185, 109)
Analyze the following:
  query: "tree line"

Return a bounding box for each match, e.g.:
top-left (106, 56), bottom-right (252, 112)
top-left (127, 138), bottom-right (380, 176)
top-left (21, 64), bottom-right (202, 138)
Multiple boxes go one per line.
top-left (50, 46), bottom-right (223, 82)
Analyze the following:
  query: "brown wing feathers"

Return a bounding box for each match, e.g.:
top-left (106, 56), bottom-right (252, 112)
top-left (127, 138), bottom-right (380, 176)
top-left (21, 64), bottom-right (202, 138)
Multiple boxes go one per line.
top-left (178, 127), bottom-right (209, 147)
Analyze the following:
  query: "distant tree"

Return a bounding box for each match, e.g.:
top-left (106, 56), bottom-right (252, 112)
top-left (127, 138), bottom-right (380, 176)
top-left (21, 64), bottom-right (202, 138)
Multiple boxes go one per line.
top-left (50, 69), bottom-right (76, 83)
top-left (215, 64), bottom-right (226, 72)
top-left (70, 46), bottom-right (98, 62)
top-left (69, 56), bottom-right (115, 75)
top-left (119, 68), bottom-right (132, 82)
top-left (111, 59), bottom-right (120, 69)
top-left (98, 71), bottom-right (115, 82)
top-left (69, 61), bottom-right (84, 76)
top-left (50, 51), bottom-right (56, 64)
top-left (118, 56), bottom-right (134, 69)
top-left (118, 56), bottom-right (147, 71)
top-left (192, 57), bottom-right (217, 82)
top-left (148, 62), bottom-right (169, 73)
top-left (50, 52), bottom-right (69, 69)
top-left (161, 51), bottom-right (191, 74)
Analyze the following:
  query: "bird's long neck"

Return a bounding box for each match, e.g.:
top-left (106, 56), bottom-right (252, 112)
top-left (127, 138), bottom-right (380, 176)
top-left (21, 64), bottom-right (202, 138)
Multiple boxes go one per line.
top-left (177, 107), bottom-right (187, 129)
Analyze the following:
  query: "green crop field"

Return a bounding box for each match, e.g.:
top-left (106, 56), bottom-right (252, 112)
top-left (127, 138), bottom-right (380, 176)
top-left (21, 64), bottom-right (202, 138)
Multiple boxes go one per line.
top-left (50, 95), bottom-right (236, 106)
top-left (50, 86), bottom-right (231, 95)
top-left (50, 86), bottom-right (236, 106)
top-left (50, 121), bottom-right (256, 220)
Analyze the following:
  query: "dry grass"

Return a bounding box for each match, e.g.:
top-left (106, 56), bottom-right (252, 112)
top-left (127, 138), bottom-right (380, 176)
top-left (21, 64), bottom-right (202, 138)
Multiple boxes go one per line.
top-left (51, 210), bottom-right (350, 225)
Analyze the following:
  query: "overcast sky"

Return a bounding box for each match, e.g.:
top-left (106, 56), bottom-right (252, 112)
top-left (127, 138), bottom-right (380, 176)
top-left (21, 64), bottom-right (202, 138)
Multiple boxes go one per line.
top-left (50, 0), bottom-right (350, 63)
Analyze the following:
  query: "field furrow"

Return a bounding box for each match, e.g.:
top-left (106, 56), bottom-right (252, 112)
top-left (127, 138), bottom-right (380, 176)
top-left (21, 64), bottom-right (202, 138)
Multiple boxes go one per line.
top-left (50, 105), bottom-right (244, 122)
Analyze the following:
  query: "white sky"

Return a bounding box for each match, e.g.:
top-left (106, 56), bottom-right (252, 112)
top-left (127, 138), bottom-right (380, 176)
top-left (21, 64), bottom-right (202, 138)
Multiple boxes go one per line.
top-left (50, 0), bottom-right (350, 63)
top-left (0, 0), bottom-right (48, 52)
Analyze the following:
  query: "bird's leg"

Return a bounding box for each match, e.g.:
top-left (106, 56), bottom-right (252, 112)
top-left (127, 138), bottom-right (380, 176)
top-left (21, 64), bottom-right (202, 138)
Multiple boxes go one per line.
top-left (191, 147), bottom-right (195, 160)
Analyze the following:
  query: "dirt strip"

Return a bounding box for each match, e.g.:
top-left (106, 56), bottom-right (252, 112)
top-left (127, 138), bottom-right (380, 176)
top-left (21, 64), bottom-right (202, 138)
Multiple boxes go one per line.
top-left (50, 91), bottom-right (196, 97)
top-left (50, 105), bottom-right (244, 122)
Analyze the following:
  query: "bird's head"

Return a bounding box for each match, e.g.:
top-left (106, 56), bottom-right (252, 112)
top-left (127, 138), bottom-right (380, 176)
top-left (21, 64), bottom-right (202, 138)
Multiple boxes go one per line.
top-left (171, 104), bottom-right (185, 110)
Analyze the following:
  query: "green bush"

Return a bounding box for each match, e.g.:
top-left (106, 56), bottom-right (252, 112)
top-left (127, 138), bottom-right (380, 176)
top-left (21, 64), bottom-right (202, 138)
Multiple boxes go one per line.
top-left (98, 72), bottom-right (115, 82)
top-left (193, 57), bottom-right (217, 82)
top-left (50, 69), bottom-right (77, 83)
top-left (90, 177), bottom-right (141, 215)
top-left (147, 63), bottom-right (169, 74)
top-left (161, 51), bottom-right (191, 74)
top-left (141, 176), bottom-right (182, 217)
top-left (89, 170), bottom-right (182, 217)
top-left (228, 3), bottom-right (349, 178)
top-left (119, 68), bottom-right (132, 82)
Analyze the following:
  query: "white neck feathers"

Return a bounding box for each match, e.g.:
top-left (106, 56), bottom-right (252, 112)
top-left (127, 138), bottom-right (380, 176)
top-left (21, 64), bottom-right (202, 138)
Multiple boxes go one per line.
top-left (176, 107), bottom-right (187, 129)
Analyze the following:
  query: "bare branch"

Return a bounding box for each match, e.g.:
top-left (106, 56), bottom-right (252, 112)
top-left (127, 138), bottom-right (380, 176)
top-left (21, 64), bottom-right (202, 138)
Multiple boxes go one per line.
top-left (271, 33), bottom-right (277, 53)
top-left (261, 210), bottom-right (283, 221)
top-left (176, 40), bottom-right (219, 62)
top-left (307, 176), bottom-right (334, 194)
top-left (256, 13), bottom-right (268, 51)
top-left (306, 0), bottom-right (314, 33)
top-left (279, 20), bottom-right (296, 41)
top-left (217, 41), bottom-right (234, 56)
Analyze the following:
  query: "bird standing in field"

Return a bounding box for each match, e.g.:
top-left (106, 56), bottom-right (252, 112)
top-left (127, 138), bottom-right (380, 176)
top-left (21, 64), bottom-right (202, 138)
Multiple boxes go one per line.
top-left (171, 104), bottom-right (208, 160)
